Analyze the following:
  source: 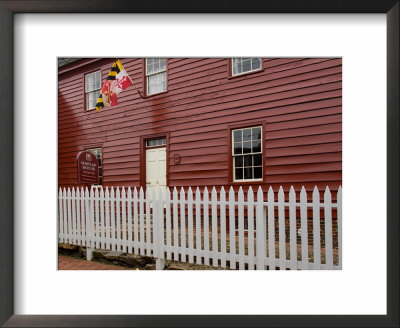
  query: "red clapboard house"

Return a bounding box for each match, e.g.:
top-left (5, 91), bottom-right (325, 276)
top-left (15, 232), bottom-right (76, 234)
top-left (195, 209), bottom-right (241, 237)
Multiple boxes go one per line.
top-left (58, 58), bottom-right (342, 198)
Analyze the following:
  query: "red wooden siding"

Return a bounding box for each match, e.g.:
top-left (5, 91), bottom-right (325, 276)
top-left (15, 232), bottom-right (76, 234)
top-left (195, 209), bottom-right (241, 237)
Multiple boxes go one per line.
top-left (58, 58), bottom-right (342, 194)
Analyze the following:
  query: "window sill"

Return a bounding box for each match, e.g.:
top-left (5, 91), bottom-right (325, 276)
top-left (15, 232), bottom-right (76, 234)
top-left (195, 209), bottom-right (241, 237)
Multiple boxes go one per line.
top-left (229, 180), bottom-right (266, 186)
top-left (228, 68), bottom-right (265, 80)
top-left (143, 90), bottom-right (168, 99)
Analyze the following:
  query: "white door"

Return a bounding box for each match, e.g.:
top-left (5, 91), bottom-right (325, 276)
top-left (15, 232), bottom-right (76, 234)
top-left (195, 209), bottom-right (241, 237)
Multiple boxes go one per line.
top-left (146, 147), bottom-right (167, 197)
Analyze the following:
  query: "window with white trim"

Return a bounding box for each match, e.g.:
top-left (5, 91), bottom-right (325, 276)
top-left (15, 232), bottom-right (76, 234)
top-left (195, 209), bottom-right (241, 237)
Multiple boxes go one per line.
top-left (146, 58), bottom-right (167, 95)
top-left (232, 58), bottom-right (262, 76)
top-left (232, 126), bottom-right (263, 181)
top-left (86, 147), bottom-right (102, 185)
top-left (85, 71), bottom-right (101, 110)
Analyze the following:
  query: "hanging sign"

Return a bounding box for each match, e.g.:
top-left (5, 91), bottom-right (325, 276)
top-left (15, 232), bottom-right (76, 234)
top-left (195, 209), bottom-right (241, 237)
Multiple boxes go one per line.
top-left (76, 151), bottom-right (99, 185)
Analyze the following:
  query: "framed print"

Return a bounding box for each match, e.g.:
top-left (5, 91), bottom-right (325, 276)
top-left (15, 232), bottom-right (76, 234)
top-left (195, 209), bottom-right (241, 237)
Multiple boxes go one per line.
top-left (0, 1), bottom-right (398, 327)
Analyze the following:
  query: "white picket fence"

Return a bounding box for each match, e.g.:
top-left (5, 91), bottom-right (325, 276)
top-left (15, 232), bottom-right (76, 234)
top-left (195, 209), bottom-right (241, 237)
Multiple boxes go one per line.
top-left (58, 185), bottom-right (342, 270)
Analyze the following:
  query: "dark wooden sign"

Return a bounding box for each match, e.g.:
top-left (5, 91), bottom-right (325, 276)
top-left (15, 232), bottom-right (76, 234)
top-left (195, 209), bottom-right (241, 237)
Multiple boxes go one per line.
top-left (76, 151), bottom-right (99, 185)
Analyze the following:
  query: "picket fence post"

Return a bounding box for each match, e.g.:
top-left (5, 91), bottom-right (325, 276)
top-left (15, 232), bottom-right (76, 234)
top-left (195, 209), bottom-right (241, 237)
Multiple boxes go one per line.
top-left (187, 187), bottom-right (194, 263)
top-left (300, 187), bottom-right (308, 270)
top-left (312, 186), bottom-right (321, 269)
top-left (324, 187), bottom-right (333, 269)
top-left (86, 187), bottom-right (94, 261)
top-left (278, 186), bottom-right (286, 270)
top-left (58, 188), bottom-right (63, 243)
top-left (267, 186), bottom-right (275, 270)
top-left (80, 187), bottom-right (86, 246)
top-left (154, 189), bottom-right (165, 270)
top-left (180, 187), bottom-right (186, 261)
top-left (247, 187), bottom-right (255, 270)
top-left (165, 188), bottom-right (172, 260)
top-left (256, 187), bottom-right (266, 270)
top-left (203, 187), bottom-right (210, 266)
top-left (195, 187), bottom-right (201, 265)
top-left (229, 187), bottom-right (236, 270)
top-left (238, 187), bottom-right (245, 270)
top-left (288, 186), bottom-right (297, 270)
top-left (127, 187), bottom-right (133, 254)
top-left (220, 187), bottom-right (227, 268)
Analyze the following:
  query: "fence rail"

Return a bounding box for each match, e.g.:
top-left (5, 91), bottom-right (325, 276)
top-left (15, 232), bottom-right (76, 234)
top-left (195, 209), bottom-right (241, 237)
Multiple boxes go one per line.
top-left (58, 185), bottom-right (342, 270)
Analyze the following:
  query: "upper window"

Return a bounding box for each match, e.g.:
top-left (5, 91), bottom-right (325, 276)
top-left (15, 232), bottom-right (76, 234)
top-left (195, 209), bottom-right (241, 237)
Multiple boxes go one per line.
top-left (146, 58), bottom-right (167, 95)
top-left (86, 147), bottom-right (102, 185)
top-left (85, 71), bottom-right (101, 110)
top-left (232, 126), bottom-right (263, 181)
top-left (232, 58), bottom-right (262, 76)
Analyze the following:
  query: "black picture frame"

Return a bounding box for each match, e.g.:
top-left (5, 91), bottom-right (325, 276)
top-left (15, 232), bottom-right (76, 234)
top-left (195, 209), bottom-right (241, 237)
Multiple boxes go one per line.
top-left (0, 1), bottom-right (398, 327)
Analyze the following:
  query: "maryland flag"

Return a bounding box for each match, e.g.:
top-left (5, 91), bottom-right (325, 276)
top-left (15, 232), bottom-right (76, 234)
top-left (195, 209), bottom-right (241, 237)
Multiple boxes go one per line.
top-left (95, 59), bottom-right (133, 111)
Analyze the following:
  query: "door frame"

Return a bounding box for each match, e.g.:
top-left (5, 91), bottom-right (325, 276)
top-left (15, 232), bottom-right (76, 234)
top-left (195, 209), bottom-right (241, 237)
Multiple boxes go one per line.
top-left (140, 132), bottom-right (170, 189)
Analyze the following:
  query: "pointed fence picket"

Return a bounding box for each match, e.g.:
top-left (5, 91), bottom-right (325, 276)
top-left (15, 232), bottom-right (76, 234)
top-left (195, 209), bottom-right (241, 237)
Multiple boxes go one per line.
top-left (187, 188), bottom-right (194, 263)
top-left (229, 187), bottom-right (236, 269)
top-left (220, 187), bottom-right (227, 268)
top-left (247, 187), bottom-right (255, 270)
top-left (195, 188), bottom-right (202, 265)
top-left (133, 187), bottom-right (139, 254)
top-left (203, 187), bottom-right (210, 266)
top-left (139, 187), bottom-right (145, 256)
top-left (58, 185), bottom-right (342, 270)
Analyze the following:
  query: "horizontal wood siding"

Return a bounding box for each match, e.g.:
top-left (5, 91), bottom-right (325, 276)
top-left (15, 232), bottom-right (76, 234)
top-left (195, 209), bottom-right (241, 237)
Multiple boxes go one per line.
top-left (58, 58), bottom-right (342, 194)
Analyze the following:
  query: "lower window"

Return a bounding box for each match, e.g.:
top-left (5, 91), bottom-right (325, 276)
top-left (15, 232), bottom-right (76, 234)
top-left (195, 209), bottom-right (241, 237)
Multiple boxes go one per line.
top-left (232, 126), bottom-right (263, 181)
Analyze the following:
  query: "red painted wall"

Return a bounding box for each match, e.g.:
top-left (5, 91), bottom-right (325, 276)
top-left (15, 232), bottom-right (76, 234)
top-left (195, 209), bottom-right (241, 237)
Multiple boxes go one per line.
top-left (58, 58), bottom-right (342, 196)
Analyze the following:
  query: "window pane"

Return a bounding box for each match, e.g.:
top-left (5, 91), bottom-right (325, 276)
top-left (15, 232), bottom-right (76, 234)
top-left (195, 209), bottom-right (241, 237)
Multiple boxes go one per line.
top-left (146, 61), bottom-right (153, 74)
top-left (253, 167), bottom-right (262, 179)
top-left (234, 156), bottom-right (243, 168)
top-left (244, 167), bottom-right (252, 179)
top-left (85, 75), bottom-right (91, 92)
top-left (95, 71), bottom-right (101, 89)
top-left (252, 58), bottom-right (261, 70)
top-left (87, 92), bottom-right (95, 109)
top-left (233, 130), bottom-right (242, 142)
top-left (243, 128), bottom-right (252, 142)
top-left (243, 141), bottom-right (252, 153)
top-left (243, 155), bottom-right (252, 167)
top-left (148, 72), bottom-right (167, 95)
top-left (235, 168), bottom-right (243, 180)
top-left (242, 59), bottom-right (251, 72)
top-left (253, 154), bottom-right (262, 166)
top-left (232, 59), bottom-right (241, 75)
top-left (85, 71), bottom-right (101, 92)
top-left (234, 142), bottom-right (242, 155)
top-left (252, 127), bottom-right (261, 140)
top-left (160, 59), bottom-right (166, 70)
top-left (252, 140), bottom-right (261, 153)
